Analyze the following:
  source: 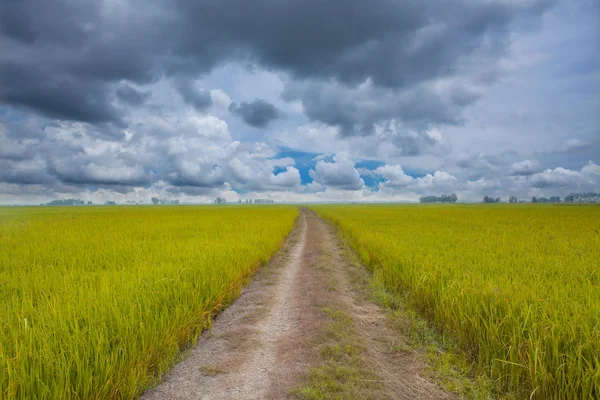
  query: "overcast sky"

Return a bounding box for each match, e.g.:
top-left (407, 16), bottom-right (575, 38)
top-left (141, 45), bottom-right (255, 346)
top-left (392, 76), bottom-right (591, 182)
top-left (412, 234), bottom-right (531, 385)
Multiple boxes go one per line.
top-left (1, 0), bottom-right (598, 204)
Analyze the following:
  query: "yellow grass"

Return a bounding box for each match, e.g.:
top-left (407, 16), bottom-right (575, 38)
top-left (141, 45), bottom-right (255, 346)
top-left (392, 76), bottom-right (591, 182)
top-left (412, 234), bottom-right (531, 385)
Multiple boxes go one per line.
top-left (311, 204), bottom-right (600, 399)
top-left (0, 205), bottom-right (298, 399)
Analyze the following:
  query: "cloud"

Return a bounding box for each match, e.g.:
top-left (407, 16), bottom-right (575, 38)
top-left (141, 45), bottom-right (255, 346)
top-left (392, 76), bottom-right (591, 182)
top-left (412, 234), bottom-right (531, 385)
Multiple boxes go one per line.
top-left (177, 80), bottom-right (213, 111)
top-left (511, 159), bottom-right (542, 175)
top-left (375, 165), bottom-right (414, 188)
top-left (0, 0), bottom-right (553, 128)
top-left (50, 161), bottom-right (149, 186)
top-left (116, 84), bottom-right (150, 106)
top-left (528, 162), bottom-right (600, 189)
top-left (555, 138), bottom-right (588, 153)
top-left (270, 166), bottom-right (302, 188)
top-left (0, 62), bottom-right (124, 123)
top-left (581, 160), bottom-right (600, 181)
top-left (229, 99), bottom-right (282, 128)
top-left (529, 168), bottom-right (579, 188)
top-left (0, 112), bottom-right (303, 198)
top-left (2, 0), bottom-right (597, 204)
top-left (414, 171), bottom-right (458, 191)
top-left (281, 75), bottom-right (479, 138)
top-left (210, 89), bottom-right (232, 109)
top-left (310, 153), bottom-right (364, 190)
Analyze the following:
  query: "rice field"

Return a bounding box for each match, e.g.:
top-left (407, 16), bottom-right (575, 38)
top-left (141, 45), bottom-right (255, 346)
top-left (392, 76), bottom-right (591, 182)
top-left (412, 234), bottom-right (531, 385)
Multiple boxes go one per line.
top-left (311, 204), bottom-right (600, 399)
top-left (0, 205), bottom-right (298, 399)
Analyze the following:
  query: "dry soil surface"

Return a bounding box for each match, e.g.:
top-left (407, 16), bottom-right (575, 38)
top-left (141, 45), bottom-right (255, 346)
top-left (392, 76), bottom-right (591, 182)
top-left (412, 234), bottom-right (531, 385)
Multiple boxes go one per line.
top-left (141, 210), bottom-right (453, 400)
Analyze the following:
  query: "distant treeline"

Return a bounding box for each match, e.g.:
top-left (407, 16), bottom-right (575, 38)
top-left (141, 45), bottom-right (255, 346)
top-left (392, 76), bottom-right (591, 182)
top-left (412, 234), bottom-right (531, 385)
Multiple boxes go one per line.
top-left (564, 192), bottom-right (599, 203)
top-left (419, 194), bottom-right (458, 203)
top-left (215, 197), bottom-right (275, 204)
top-left (44, 199), bottom-right (92, 206)
top-left (490, 192), bottom-right (599, 204)
top-left (43, 199), bottom-right (121, 206)
top-left (419, 191), bottom-right (599, 205)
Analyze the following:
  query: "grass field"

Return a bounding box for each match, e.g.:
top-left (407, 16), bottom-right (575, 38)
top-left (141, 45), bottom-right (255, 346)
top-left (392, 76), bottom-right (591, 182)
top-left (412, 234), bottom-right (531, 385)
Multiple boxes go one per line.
top-left (0, 205), bottom-right (298, 399)
top-left (311, 204), bottom-right (600, 399)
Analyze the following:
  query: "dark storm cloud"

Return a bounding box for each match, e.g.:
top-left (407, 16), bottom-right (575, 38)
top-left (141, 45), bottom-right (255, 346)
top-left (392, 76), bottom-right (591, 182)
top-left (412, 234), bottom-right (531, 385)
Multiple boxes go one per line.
top-left (173, 0), bottom-right (552, 87)
top-left (116, 84), bottom-right (150, 106)
top-left (0, 61), bottom-right (124, 123)
top-left (0, 160), bottom-right (54, 185)
top-left (229, 99), bottom-right (281, 128)
top-left (0, 0), bottom-right (554, 126)
top-left (282, 80), bottom-right (465, 138)
top-left (177, 80), bottom-right (213, 111)
top-left (0, 0), bottom-right (165, 123)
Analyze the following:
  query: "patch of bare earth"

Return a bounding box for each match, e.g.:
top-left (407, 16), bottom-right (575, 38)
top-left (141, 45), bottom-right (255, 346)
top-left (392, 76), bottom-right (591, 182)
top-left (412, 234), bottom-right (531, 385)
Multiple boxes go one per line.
top-left (141, 210), bottom-right (454, 399)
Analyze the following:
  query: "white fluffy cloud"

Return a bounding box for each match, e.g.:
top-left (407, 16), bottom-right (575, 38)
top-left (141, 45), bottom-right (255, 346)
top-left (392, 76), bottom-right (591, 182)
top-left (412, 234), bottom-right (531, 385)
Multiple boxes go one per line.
top-left (377, 165), bottom-right (459, 195)
top-left (310, 153), bottom-right (364, 191)
top-left (528, 162), bottom-right (600, 189)
top-left (375, 165), bottom-right (413, 188)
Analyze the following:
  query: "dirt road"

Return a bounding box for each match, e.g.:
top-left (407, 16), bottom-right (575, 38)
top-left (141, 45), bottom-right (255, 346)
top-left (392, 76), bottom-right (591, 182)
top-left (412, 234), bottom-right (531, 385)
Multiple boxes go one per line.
top-left (141, 210), bottom-right (452, 399)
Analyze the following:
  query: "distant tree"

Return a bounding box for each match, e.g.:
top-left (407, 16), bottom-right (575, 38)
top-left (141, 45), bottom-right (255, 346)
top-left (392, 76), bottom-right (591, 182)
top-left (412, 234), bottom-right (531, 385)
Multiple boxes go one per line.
top-left (549, 196), bottom-right (561, 203)
top-left (151, 197), bottom-right (160, 205)
top-left (420, 193), bottom-right (458, 203)
top-left (532, 196), bottom-right (537, 203)
top-left (87, 201), bottom-right (93, 205)
top-left (495, 197), bottom-right (500, 203)
top-left (104, 201), bottom-right (116, 205)
top-left (238, 199), bottom-right (242, 204)
top-left (509, 196), bottom-right (518, 203)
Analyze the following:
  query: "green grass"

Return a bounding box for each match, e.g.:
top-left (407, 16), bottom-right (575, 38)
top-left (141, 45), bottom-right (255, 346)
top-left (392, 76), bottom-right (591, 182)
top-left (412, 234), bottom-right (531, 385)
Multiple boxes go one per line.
top-left (0, 205), bottom-right (298, 399)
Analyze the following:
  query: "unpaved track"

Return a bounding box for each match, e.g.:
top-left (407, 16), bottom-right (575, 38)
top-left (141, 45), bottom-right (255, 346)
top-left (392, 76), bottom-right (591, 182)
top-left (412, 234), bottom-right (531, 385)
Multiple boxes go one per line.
top-left (141, 210), bottom-right (451, 400)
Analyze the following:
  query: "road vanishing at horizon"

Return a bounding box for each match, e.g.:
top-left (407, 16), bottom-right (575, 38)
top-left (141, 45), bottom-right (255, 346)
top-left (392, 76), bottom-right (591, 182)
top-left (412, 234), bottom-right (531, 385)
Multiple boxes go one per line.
top-left (141, 210), bottom-right (453, 400)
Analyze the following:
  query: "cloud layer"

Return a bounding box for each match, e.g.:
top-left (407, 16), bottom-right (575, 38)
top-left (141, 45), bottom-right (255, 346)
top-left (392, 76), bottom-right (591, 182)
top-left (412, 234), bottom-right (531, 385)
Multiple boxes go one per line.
top-left (0, 0), bottom-right (597, 203)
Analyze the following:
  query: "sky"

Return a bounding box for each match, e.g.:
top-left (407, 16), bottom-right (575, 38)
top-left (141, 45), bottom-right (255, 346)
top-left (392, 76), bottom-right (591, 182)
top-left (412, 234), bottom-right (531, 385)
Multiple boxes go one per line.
top-left (0, 0), bottom-right (598, 204)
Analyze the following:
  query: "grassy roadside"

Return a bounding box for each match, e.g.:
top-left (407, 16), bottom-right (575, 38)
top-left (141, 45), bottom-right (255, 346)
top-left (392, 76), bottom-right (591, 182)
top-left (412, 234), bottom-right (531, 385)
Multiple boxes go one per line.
top-left (339, 235), bottom-right (499, 399)
top-left (341, 226), bottom-right (523, 399)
